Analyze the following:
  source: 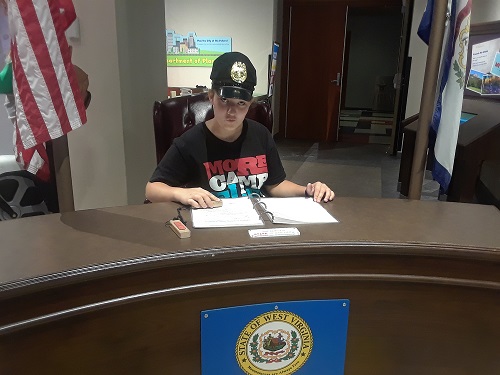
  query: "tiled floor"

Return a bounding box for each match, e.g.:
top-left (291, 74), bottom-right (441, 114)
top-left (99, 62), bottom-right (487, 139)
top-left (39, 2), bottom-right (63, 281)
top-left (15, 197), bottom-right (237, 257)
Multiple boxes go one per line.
top-left (275, 138), bottom-right (440, 200)
top-left (339, 109), bottom-right (394, 145)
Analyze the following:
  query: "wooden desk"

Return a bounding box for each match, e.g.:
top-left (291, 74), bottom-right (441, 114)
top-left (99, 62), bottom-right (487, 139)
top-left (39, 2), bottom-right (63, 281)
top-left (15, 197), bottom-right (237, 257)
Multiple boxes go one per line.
top-left (399, 98), bottom-right (500, 201)
top-left (0, 199), bottom-right (499, 374)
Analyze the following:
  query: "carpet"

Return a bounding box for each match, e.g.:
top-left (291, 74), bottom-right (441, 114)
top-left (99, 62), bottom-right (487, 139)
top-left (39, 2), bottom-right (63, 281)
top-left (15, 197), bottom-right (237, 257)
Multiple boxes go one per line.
top-left (282, 159), bottom-right (382, 198)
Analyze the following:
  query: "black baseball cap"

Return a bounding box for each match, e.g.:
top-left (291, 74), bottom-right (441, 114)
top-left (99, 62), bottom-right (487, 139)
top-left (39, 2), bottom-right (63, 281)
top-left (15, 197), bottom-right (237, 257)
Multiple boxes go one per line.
top-left (210, 52), bottom-right (256, 101)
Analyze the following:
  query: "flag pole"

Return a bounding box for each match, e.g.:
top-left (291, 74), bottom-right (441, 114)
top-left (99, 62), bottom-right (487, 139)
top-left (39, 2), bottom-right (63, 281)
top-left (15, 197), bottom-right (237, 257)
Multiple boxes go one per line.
top-left (408, 0), bottom-right (449, 199)
top-left (51, 135), bottom-right (75, 212)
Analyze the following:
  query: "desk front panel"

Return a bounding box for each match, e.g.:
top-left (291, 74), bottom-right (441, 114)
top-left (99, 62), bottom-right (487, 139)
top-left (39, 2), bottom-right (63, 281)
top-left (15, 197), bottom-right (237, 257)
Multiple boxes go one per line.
top-left (0, 199), bottom-right (499, 374)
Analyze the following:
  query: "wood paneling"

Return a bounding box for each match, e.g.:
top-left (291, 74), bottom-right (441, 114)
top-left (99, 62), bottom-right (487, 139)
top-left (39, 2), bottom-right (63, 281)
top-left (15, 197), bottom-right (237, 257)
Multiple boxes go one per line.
top-left (0, 200), bottom-right (499, 374)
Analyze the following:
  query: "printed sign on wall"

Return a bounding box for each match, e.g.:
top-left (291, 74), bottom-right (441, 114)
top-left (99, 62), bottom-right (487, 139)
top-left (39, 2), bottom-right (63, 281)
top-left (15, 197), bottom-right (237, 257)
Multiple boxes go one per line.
top-left (166, 29), bottom-right (231, 67)
top-left (201, 299), bottom-right (350, 375)
top-left (466, 37), bottom-right (500, 96)
top-left (268, 42), bottom-right (279, 97)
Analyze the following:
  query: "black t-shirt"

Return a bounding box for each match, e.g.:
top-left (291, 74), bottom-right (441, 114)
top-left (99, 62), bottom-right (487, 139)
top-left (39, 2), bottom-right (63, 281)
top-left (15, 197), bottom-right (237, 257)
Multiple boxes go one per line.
top-left (150, 119), bottom-right (286, 198)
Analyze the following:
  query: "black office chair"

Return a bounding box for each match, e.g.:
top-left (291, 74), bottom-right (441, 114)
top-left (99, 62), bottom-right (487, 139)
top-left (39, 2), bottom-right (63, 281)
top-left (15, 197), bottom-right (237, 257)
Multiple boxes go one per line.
top-left (0, 170), bottom-right (50, 220)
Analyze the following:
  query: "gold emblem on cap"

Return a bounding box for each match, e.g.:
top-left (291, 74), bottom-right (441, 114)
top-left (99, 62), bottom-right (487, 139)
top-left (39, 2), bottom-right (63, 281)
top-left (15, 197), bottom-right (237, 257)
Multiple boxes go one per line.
top-left (230, 61), bottom-right (247, 83)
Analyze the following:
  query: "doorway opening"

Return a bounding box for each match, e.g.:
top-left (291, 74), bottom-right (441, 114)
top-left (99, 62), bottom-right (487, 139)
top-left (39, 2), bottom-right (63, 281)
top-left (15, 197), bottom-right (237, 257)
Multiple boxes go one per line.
top-left (339, 6), bottom-right (402, 146)
top-left (279, 1), bottom-right (408, 148)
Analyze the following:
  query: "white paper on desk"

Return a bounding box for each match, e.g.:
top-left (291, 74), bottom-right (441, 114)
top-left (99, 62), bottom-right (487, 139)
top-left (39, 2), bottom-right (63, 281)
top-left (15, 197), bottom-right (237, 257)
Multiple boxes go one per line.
top-left (259, 197), bottom-right (338, 224)
top-left (191, 197), bottom-right (264, 228)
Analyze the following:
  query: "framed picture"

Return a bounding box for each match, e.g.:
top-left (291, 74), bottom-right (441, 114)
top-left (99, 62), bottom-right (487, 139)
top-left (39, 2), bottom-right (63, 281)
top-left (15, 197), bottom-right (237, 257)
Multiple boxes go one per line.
top-left (464, 21), bottom-right (500, 101)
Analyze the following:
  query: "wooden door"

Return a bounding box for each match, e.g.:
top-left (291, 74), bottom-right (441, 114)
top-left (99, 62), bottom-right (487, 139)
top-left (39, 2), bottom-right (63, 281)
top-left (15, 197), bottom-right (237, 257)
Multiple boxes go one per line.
top-left (284, 2), bottom-right (347, 141)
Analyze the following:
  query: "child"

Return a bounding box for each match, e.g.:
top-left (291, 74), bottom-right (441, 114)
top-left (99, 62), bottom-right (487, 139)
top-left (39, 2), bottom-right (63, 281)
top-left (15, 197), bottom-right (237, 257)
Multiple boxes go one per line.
top-left (146, 52), bottom-right (334, 208)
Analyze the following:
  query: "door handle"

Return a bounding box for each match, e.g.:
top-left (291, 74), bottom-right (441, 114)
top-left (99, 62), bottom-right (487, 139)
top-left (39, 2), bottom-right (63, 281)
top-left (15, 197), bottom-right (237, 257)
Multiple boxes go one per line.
top-left (330, 72), bottom-right (341, 86)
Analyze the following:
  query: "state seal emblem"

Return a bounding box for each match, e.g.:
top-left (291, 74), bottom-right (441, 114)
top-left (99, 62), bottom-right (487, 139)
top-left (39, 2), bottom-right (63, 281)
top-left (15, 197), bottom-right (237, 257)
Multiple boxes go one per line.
top-left (453, 16), bottom-right (470, 89)
top-left (235, 310), bottom-right (313, 375)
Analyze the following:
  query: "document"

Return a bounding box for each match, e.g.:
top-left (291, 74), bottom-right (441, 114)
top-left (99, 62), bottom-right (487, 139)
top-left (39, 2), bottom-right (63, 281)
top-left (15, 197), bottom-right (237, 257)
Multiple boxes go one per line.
top-left (191, 197), bottom-right (264, 228)
top-left (256, 197), bottom-right (338, 224)
top-left (191, 197), bottom-right (338, 228)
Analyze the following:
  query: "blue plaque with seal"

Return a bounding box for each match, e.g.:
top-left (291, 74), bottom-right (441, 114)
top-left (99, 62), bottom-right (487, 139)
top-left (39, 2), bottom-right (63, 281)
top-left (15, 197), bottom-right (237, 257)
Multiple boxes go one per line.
top-left (201, 299), bottom-right (349, 375)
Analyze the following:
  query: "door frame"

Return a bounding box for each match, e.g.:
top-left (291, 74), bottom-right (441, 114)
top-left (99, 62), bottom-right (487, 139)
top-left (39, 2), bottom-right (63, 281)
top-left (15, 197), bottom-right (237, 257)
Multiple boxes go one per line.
top-left (277, 0), bottom-right (411, 142)
top-left (390, 0), bottom-right (415, 155)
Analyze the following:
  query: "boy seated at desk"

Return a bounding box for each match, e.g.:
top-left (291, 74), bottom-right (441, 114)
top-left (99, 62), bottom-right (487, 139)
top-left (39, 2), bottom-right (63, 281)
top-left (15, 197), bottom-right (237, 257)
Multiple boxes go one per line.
top-left (146, 52), bottom-right (334, 208)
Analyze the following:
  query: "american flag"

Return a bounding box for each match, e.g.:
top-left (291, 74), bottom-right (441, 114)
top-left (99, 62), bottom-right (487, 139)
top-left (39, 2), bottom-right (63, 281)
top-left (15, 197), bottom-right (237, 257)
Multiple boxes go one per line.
top-left (8, 0), bottom-right (86, 181)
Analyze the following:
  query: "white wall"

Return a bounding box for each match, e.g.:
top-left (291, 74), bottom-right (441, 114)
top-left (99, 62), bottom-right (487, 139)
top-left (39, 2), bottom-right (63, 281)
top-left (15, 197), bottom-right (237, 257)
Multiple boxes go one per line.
top-left (0, 103), bottom-right (12, 155)
top-left (69, 0), bottom-right (166, 210)
top-left (68, 0), bottom-right (127, 209)
top-left (164, 0), bottom-right (274, 96)
top-left (471, 0), bottom-right (500, 23)
top-left (406, 0), bottom-right (500, 118)
top-left (0, 7), bottom-right (13, 156)
top-left (0, 7), bottom-right (14, 155)
top-left (116, 0), bottom-right (167, 206)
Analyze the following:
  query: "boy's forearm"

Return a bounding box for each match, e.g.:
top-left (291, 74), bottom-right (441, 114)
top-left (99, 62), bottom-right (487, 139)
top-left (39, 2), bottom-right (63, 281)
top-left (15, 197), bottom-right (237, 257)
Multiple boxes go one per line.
top-left (265, 180), bottom-right (306, 197)
top-left (145, 182), bottom-right (179, 203)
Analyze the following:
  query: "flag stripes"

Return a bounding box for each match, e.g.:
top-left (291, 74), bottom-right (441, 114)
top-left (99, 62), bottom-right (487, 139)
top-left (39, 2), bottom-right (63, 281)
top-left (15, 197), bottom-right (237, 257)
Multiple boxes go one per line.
top-left (8, 0), bottom-right (86, 181)
top-left (10, 0), bottom-right (85, 148)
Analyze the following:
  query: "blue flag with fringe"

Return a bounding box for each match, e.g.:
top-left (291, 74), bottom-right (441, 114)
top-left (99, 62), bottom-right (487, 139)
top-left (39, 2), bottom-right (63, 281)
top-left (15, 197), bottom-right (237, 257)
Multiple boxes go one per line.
top-left (418, 0), bottom-right (472, 193)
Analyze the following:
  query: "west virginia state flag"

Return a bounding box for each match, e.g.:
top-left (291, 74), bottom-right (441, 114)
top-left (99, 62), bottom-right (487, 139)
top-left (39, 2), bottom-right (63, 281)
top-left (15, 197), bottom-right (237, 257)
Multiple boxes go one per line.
top-left (418, 0), bottom-right (472, 193)
top-left (8, 0), bottom-right (86, 181)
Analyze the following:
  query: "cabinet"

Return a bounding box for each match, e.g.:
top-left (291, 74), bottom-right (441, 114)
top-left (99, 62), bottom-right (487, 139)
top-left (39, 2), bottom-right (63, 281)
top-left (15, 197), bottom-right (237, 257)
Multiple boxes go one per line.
top-left (399, 98), bottom-right (500, 202)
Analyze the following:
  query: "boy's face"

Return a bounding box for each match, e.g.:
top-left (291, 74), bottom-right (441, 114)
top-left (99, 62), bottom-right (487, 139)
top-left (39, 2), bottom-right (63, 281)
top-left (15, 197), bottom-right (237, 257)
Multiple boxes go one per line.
top-left (210, 91), bottom-right (251, 131)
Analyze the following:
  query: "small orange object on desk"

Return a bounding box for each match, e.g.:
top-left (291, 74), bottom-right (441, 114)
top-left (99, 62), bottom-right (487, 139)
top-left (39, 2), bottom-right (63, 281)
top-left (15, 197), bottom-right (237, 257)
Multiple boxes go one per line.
top-left (169, 219), bottom-right (191, 238)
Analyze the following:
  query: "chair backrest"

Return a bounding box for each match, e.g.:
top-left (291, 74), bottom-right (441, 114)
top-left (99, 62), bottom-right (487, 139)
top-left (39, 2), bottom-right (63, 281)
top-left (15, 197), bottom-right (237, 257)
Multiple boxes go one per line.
top-left (152, 93), bottom-right (273, 163)
top-left (0, 170), bottom-right (50, 220)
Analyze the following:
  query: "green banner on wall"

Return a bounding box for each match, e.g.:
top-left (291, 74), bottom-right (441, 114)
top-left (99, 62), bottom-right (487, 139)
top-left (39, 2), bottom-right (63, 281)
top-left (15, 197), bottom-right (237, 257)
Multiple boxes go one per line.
top-left (166, 54), bottom-right (221, 67)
